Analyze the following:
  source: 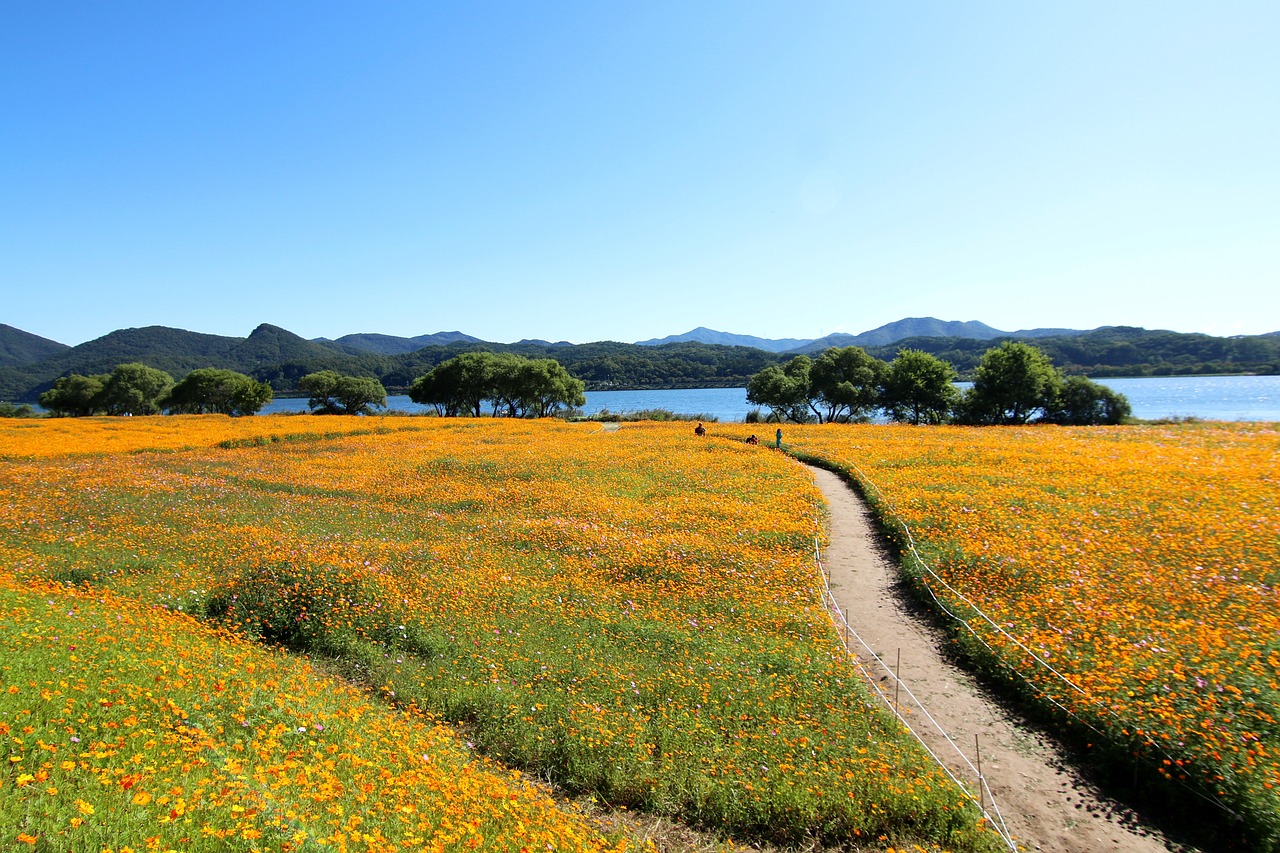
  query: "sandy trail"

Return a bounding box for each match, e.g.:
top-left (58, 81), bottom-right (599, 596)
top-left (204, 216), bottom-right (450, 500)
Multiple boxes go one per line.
top-left (808, 465), bottom-right (1183, 853)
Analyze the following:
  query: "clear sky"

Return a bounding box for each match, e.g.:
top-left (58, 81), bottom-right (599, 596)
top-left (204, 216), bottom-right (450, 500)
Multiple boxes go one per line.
top-left (4, 2), bottom-right (1278, 346)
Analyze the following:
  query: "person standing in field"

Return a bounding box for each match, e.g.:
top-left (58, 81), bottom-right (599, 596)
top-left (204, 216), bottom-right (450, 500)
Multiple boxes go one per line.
top-left (695, 422), bottom-right (706, 436)
top-left (775, 428), bottom-right (782, 449)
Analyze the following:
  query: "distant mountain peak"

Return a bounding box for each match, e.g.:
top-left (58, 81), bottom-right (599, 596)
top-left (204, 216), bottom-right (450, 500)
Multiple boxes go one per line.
top-left (636, 328), bottom-right (812, 353)
top-left (319, 331), bottom-right (484, 356)
top-left (0, 324), bottom-right (71, 367)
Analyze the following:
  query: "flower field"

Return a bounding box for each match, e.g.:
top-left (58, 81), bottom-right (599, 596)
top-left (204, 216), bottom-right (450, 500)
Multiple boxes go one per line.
top-left (0, 417), bottom-right (998, 851)
top-left (0, 574), bottom-right (627, 852)
top-left (773, 422), bottom-right (1280, 848)
top-left (0, 413), bottom-right (429, 459)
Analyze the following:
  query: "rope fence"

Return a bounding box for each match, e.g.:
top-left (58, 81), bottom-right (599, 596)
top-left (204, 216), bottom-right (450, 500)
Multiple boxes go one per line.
top-left (812, 537), bottom-right (1020, 852)
top-left (820, 459), bottom-right (1243, 824)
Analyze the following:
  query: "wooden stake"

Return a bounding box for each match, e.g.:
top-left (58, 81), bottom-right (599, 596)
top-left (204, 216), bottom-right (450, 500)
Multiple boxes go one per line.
top-left (893, 649), bottom-right (901, 715)
top-left (975, 734), bottom-right (985, 814)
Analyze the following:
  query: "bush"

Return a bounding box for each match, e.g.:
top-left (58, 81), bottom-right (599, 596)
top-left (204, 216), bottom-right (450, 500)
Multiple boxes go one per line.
top-left (0, 402), bottom-right (37, 418)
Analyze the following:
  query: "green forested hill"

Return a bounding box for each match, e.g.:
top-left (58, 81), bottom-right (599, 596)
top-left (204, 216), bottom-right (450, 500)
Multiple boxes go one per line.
top-left (0, 324), bottom-right (388, 401)
top-left (0, 324), bottom-right (69, 367)
top-left (2, 322), bottom-right (1277, 403)
top-left (863, 326), bottom-right (1280, 377)
top-left (371, 340), bottom-right (784, 391)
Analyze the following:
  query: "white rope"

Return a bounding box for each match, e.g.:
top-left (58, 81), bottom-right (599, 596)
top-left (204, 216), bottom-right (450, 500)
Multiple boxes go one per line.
top-left (828, 461), bottom-right (1244, 820)
top-left (813, 539), bottom-right (1019, 851)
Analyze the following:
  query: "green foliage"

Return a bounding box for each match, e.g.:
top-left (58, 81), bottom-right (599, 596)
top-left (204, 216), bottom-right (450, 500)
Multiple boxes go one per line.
top-left (492, 355), bottom-right (586, 417)
top-left (959, 342), bottom-right (1063, 425)
top-left (38, 373), bottom-right (109, 416)
top-left (809, 346), bottom-right (884, 423)
top-left (0, 401), bottom-right (37, 418)
top-left (163, 367), bottom-right (273, 416)
top-left (409, 351), bottom-right (500, 416)
top-left (298, 370), bottom-right (387, 415)
top-left (746, 356), bottom-right (815, 423)
top-left (0, 323), bottom-right (68, 366)
top-left (203, 561), bottom-right (428, 660)
top-left (5, 320), bottom-right (1277, 404)
top-left (747, 348), bottom-right (885, 424)
top-left (880, 349), bottom-right (960, 425)
top-left (863, 326), bottom-right (1280, 377)
top-left (96, 363), bottom-right (175, 416)
top-left (409, 352), bottom-right (585, 417)
top-left (1044, 375), bottom-right (1133, 425)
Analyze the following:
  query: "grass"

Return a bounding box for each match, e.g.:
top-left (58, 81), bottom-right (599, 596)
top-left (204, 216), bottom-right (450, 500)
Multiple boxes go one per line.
top-left (0, 416), bottom-right (999, 852)
top-left (0, 574), bottom-right (631, 852)
top-left (762, 421), bottom-right (1280, 851)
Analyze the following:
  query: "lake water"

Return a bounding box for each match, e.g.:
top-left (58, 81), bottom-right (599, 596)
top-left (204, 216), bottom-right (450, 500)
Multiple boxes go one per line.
top-left (259, 375), bottom-right (1280, 422)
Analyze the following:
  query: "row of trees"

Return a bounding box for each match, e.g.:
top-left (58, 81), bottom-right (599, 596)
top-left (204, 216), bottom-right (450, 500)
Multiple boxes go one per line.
top-left (37, 354), bottom-right (586, 420)
top-left (36, 345), bottom-right (1124, 426)
top-left (747, 342), bottom-right (1132, 426)
top-left (39, 365), bottom-right (275, 417)
top-left (408, 352), bottom-right (585, 417)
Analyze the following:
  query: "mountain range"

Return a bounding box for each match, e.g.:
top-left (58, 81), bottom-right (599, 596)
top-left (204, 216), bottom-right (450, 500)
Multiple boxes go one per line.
top-left (2, 318), bottom-right (1277, 403)
top-left (635, 318), bottom-right (1083, 353)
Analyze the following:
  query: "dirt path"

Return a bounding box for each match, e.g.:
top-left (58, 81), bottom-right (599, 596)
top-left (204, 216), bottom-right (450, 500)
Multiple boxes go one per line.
top-left (809, 465), bottom-right (1184, 853)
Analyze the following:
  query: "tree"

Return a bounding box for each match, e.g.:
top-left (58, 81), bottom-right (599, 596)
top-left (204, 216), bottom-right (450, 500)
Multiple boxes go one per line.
top-left (410, 352), bottom-right (585, 418)
top-left (409, 352), bottom-right (501, 417)
top-left (38, 373), bottom-right (109, 417)
top-left (958, 342), bottom-right (1062, 425)
top-left (1044, 375), bottom-right (1132, 425)
top-left (880, 349), bottom-right (959, 425)
top-left (298, 370), bottom-right (387, 415)
top-left (96, 363), bottom-right (175, 416)
top-left (809, 346), bottom-right (885, 423)
top-left (0, 402), bottom-right (37, 418)
top-left (493, 357), bottom-right (586, 418)
top-left (746, 356), bottom-right (814, 423)
top-left (164, 368), bottom-right (273, 416)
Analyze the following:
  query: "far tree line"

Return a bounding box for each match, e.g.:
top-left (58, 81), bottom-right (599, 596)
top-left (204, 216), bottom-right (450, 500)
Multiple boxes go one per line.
top-left (32, 342), bottom-right (1126, 426)
top-left (34, 353), bottom-right (586, 420)
top-left (747, 341), bottom-right (1131, 426)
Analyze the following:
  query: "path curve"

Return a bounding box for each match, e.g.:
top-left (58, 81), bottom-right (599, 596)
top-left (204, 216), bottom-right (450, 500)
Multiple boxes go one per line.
top-left (809, 465), bottom-right (1183, 853)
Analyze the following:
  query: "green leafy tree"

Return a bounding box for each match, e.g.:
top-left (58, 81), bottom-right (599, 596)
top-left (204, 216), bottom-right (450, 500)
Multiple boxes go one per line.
top-left (1044, 375), bottom-right (1132, 425)
top-left (0, 402), bottom-right (37, 418)
top-left (409, 352), bottom-right (501, 417)
top-left (493, 356), bottom-right (586, 418)
top-left (411, 352), bottom-right (585, 418)
top-left (880, 349), bottom-right (959, 425)
top-left (746, 356), bottom-right (815, 423)
top-left (96, 363), bottom-right (175, 416)
top-left (164, 368), bottom-right (274, 416)
top-left (298, 370), bottom-right (387, 415)
top-left (809, 346), bottom-right (885, 423)
top-left (958, 342), bottom-right (1062, 425)
top-left (38, 373), bottom-right (109, 417)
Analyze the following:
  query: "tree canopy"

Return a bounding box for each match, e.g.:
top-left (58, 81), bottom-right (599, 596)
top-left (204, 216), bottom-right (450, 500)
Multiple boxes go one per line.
top-left (1044, 375), bottom-right (1132, 425)
top-left (38, 373), bottom-right (109, 417)
top-left (298, 370), bottom-right (387, 415)
top-left (164, 368), bottom-right (273, 416)
top-left (408, 352), bottom-right (585, 418)
top-left (747, 347), bottom-right (883, 423)
top-left (880, 349), bottom-right (959, 425)
top-left (744, 341), bottom-right (1130, 426)
top-left (746, 356), bottom-right (815, 423)
top-left (958, 342), bottom-right (1063, 425)
top-left (96, 363), bottom-right (175, 416)
top-left (809, 346), bottom-right (884, 423)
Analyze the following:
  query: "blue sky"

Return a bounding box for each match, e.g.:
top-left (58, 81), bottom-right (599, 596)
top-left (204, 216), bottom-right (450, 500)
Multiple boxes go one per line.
top-left (4, 2), bottom-right (1278, 346)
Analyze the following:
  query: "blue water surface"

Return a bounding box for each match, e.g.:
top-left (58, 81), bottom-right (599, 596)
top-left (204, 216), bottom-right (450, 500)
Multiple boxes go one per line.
top-left (259, 376), bottom-right (1280, 422)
